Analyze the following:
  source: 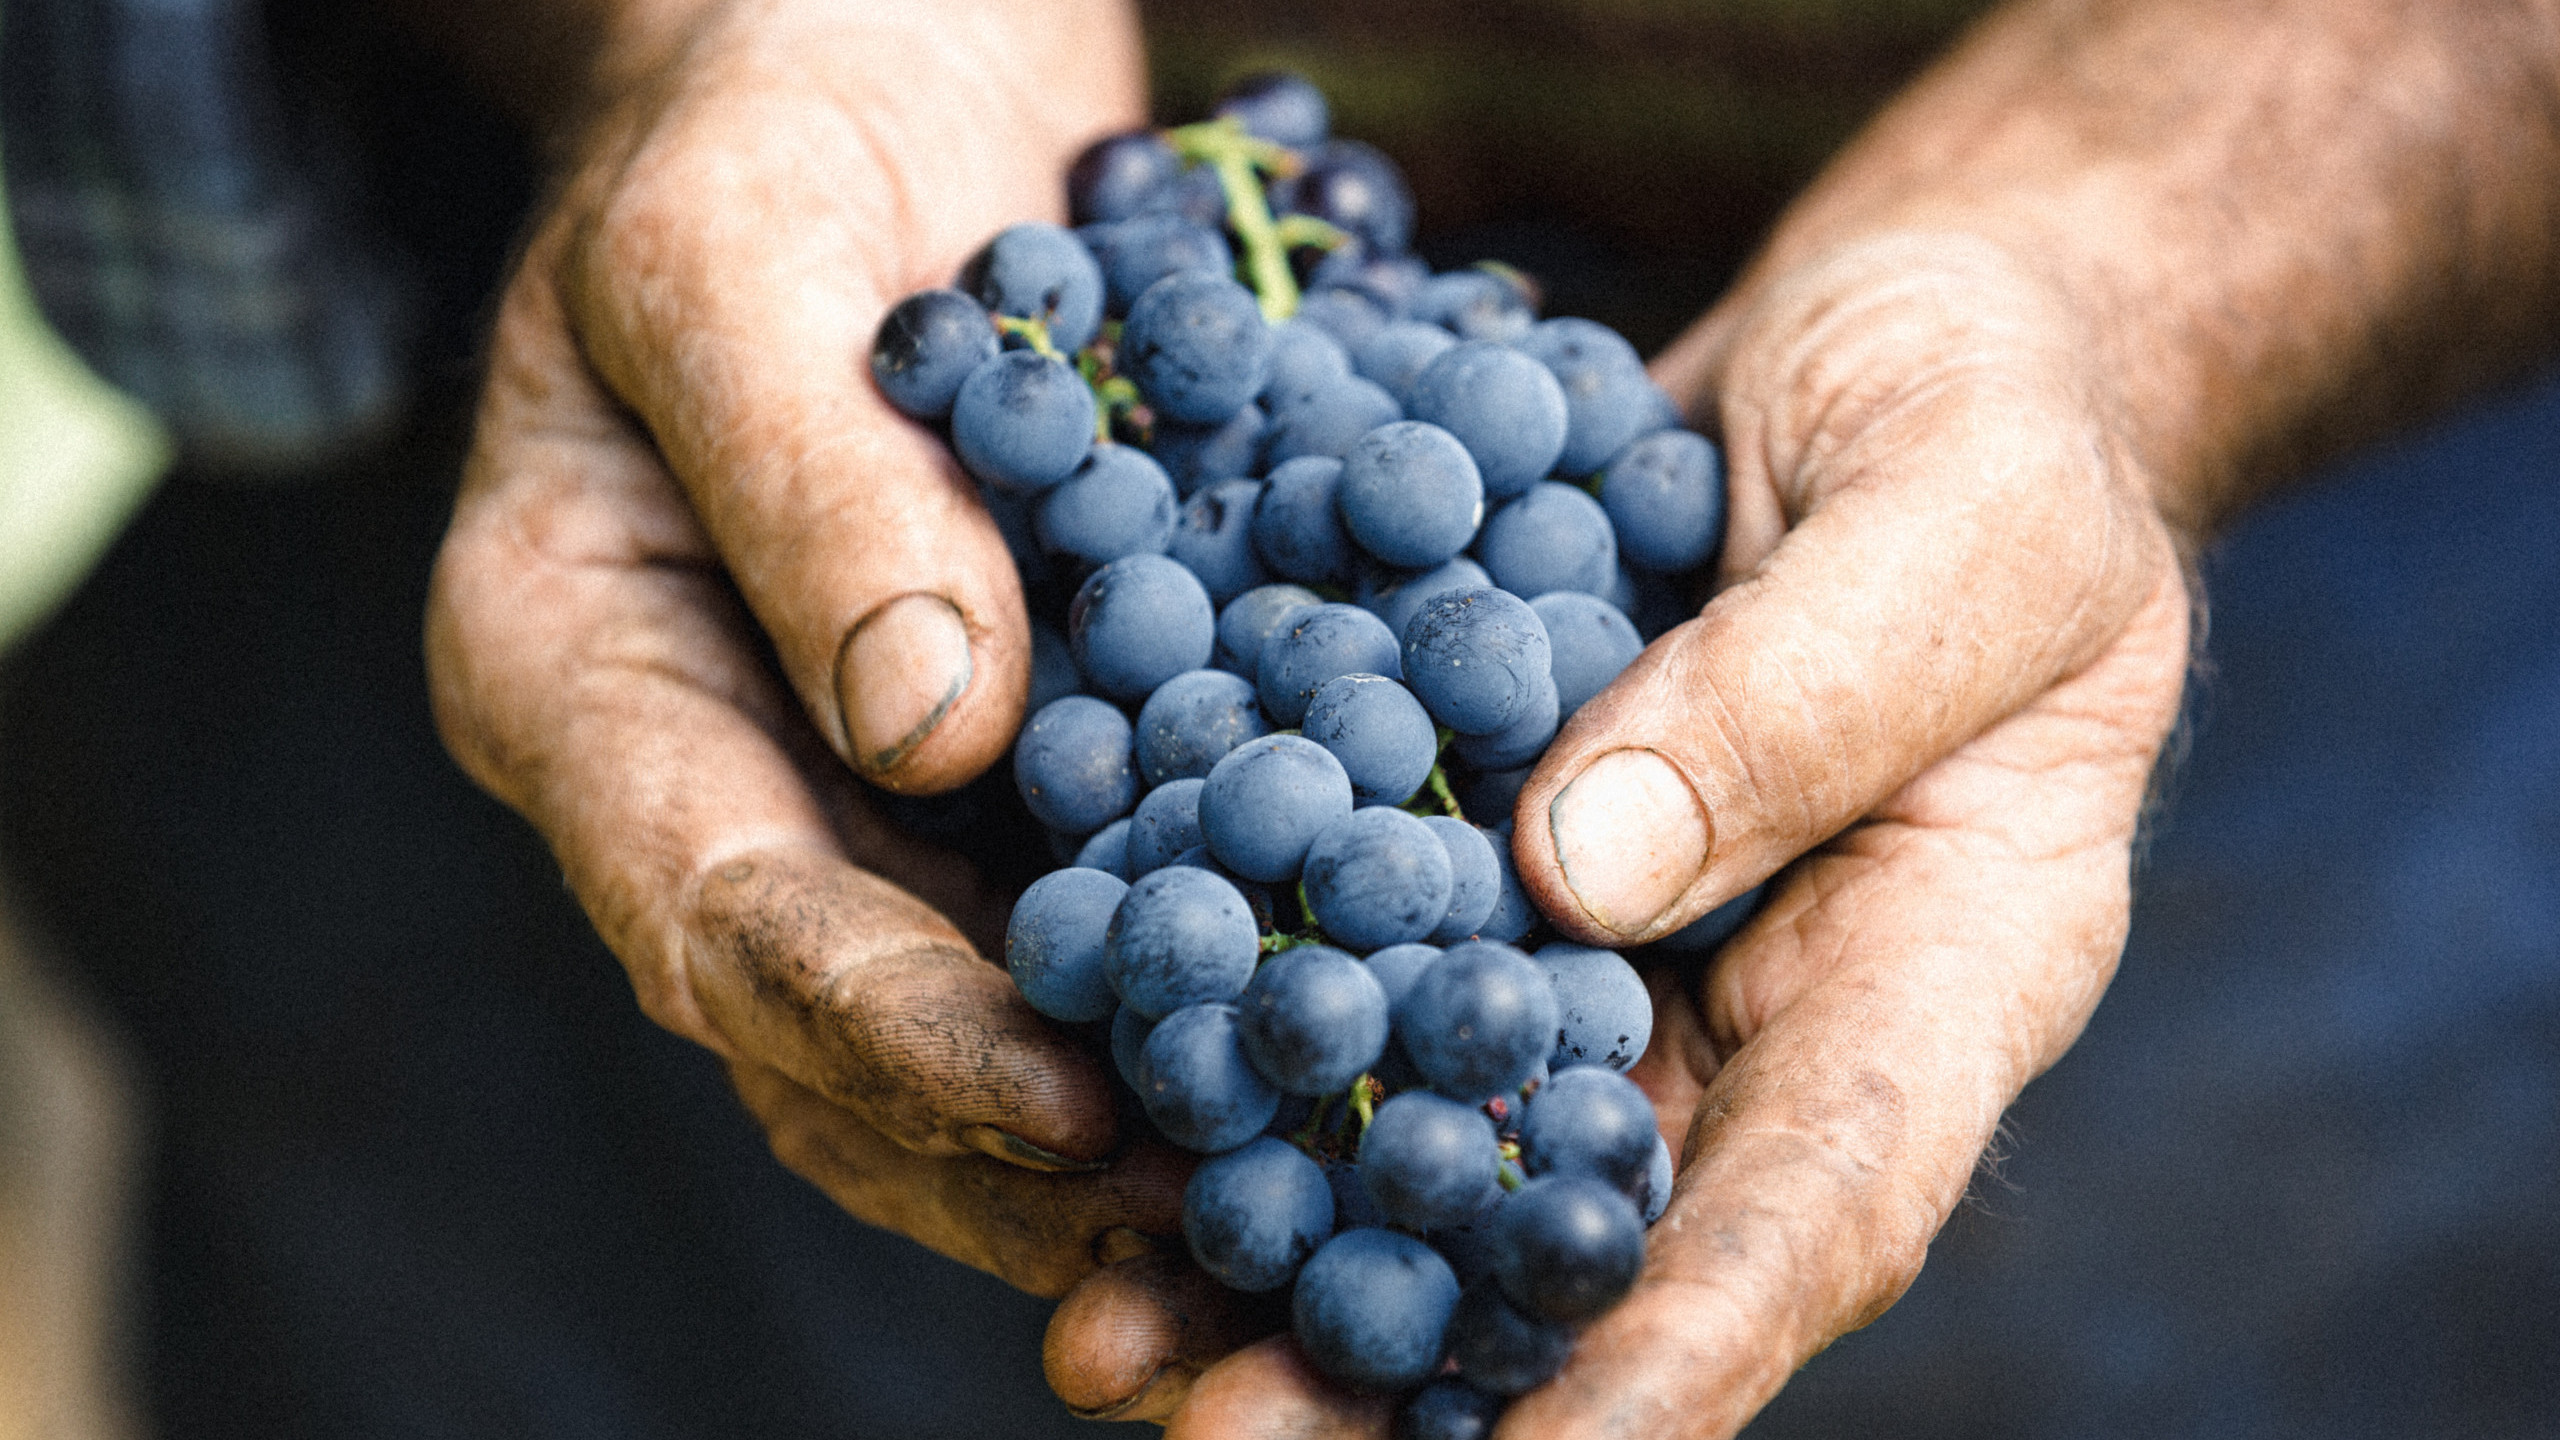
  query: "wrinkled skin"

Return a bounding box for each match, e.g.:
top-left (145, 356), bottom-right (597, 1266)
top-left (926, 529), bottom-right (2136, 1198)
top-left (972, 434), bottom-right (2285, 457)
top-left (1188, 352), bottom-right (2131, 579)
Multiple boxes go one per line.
top-left (426, 0), bottom-right (1191, 1296)
top-left (427, 0), bottom-right (2560, 1434)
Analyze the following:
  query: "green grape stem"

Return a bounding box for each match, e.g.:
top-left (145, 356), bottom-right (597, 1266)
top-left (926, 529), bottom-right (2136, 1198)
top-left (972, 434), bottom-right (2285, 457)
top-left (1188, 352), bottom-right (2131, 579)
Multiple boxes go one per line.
top-left (1424, 763), bottom-right (1466, 821)
top-left (1166, 118), bottom-right (1306, 322)
top-left (1289, 1093), bottom-right (1335, 1153)
top-left (1349, 1072), bottom-right (1381, 1134)
top-left (994, 314), bottom-right (1060, 360)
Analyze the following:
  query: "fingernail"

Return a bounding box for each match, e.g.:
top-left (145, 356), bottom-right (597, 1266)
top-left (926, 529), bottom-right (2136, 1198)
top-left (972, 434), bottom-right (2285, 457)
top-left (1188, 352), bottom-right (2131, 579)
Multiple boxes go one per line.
top-left (1550, 748), bottom-right (1712, 937)
top-left (1064, 1362), bottom-right (1178, 1423)
top-left (961, 1123), bottom-right (1108, 1173)
top-left (839, 593), bottom-right (973, 775)
top-left (1094, 1226), bottom-right (1158, 1266)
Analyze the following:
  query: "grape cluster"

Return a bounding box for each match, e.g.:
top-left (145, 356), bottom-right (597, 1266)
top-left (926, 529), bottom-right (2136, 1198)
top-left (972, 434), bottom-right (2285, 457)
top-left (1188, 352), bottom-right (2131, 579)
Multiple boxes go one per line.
top-left (870, 71), bottom-right (1762, 1437)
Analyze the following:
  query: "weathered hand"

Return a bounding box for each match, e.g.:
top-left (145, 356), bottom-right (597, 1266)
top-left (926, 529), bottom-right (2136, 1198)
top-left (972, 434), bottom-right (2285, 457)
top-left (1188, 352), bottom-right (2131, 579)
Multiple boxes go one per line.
top-left (423, 0), bottom-right (1183, 1298)
top-left (1492, 231), bottom-right (2192, 1437)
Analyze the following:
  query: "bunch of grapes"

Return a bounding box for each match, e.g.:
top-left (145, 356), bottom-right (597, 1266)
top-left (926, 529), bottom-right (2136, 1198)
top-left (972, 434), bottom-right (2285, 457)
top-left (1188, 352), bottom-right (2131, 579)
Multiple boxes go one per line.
top-left (869, 72), bottom-right (1758, 1439)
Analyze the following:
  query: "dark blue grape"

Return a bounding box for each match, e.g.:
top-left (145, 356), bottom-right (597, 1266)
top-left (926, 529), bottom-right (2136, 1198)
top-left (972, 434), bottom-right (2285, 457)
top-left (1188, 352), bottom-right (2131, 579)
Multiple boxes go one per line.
top-left (1124, 777), bottom-right (1207, 877)
top-left (1153, 164), bottom-right (1231, 227)
top-left (1411, 269), bottom-right (1534, 344)
top-left (1292, 1228), bottom-right (1461, 1394)
top-left (1214, 583), bottom-right (1322, 676)
top-left (1477, 481), bottom-right (1618, 599)
top-left (1445, 1281), bottom-right (1574, 1397)
top-left (1073, 816), bottom-right (1131, 877)
top-left (1519, 316), bottom-right (1639, 375)
top-left (1239, 944), bottom-right (1390, 1096)
top-left (1168, 478), bottom-right (1271, 607)
top-left (1036, 443), bottom-right (1178, 566)
top-left (1425, 816), bottom-right (1501, 942)
top-left (1122, 272), bottom-right (1274, 424)
top-left (1198, 734), bottom-right (1355, 882)
top-left (1517, 1064), bottom-right (1657, 1193)
top-left (1278, 138), bottom-right (1415, 256)
top-left (1531, 591), bottom-right (1642, 717)
top-left (1141, 1002), bottom-right (1282, 1153)
top-left (1407, 342), bottom-right (1569, 499)
top-left (1005, 866), bottom-right (1129, 1024)
top-left (1265, 374), bottom-right (1403, 466)
top-left (1257, 602), bottom-right (1403, 726)
top-left (1029, 621), bottom-right (1083, 715)
top-left (1093, 212), bottom-right (1234, 316)
top-left (1069, 554), bottom-right (1216, 702)
top-left (1360, 556), bottom-right (1494, 643)
top-left (960, 221), bottom-right (1105, 353)
top-left (1362, 942), bottom-right (1441, 1011)
top-left (1448, 670), bottom-right (1558, 772)
top-left (1301, 672), bottom-right (1437, 807)
top-left (951, 350), bottom-right (1095, 493)
top-left (1491, 1175), bottom-right (1644, 1323)
top-left (1426, 1184), bottom-right (1509, 1290)
top-left (1398, 1378), bottom-right (1506, 1440)
top-left (1152, 403), bottom-right (1267, 498)
top-left (1069, 130), bottom-right (1182, 226)
top-left (1216, 70), bottom-right (1330, 147)
top-left (1537, 943), bottom-right (1652, 1073)
top-left (1168, 845), bottom-right (1284, 934)
top-left (1352, 322), bottom-right (1459, 409)
top-left (1134, 667), bottom-right (1270, 786)
top-left (1401, 586), bottom-right (1552, 735)
top-left (1305, 807), bottom-right (1457, 951)
top-left (1184, 1136), bottom-right (1336, 1292)
top-left (870, 288), bottom-right (998, 420)
top-left (1543, 347), bottom-right (1677, 476)
top-left (1013, 695), bottom-right (1136, 834)
top-left (1252, 456), bottom-right (1356, 585)
top-left (1646, 883), bottom-right (1764, 954)
top-left (1104, 865), bottom-right (1261, 1019)
top-left (1262, 318), bottom-right (1354, 409)
top-left (1294, 286), bottom-right (1390, 350)
top-left (1638, 1134), bottom-right (1673, 1224)
top-left (1359, 1091), bottom-right (1500, 1230)
top-left (1310, 246), bottom-right (1428, 316)
top-left (1340, 422), bottom-right (1485, 569)
top-left (1400, 940), bottom-right (1559, 1100)
top-left (1475, 823), bottom-right (1538, 943)
top-left (1600, 428), bottom-right (1725, 573)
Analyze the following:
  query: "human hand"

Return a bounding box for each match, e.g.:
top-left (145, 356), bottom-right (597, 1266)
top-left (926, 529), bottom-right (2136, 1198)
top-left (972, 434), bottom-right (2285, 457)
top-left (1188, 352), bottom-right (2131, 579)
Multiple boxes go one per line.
top-left (1494, 230), bottom-right (2192, 1436)
top-left (423, 0), bottom-right (1188, 1297)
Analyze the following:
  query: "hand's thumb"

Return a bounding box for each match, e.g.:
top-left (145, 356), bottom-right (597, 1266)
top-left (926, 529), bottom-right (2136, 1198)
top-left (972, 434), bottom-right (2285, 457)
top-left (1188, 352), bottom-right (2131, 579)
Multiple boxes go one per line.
top-left (1510, 381), bottom-right (2169, 944)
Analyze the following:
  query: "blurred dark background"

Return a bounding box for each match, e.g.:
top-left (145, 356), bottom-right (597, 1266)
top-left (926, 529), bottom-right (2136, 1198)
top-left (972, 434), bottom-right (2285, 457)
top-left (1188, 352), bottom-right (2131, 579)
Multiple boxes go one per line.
top-left (1, 1), bottom-right (2554, 1436)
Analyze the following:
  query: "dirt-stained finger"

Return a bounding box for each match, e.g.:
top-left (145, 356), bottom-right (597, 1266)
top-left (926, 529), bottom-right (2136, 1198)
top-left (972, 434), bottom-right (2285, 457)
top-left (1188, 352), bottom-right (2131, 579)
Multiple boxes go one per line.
top-left (1164, 1336), bottom-right (1393, 1440)
top-left (730, 1061), bottom-right (1188, 1299)
top-left (1044, 1253), bottom-right (1288, 1422)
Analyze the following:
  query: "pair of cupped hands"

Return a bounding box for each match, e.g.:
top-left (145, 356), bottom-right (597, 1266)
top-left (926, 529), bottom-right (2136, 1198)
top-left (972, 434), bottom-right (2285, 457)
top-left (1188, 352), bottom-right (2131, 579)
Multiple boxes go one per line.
top-left (424, 4), bottom-right (2192, 1434)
